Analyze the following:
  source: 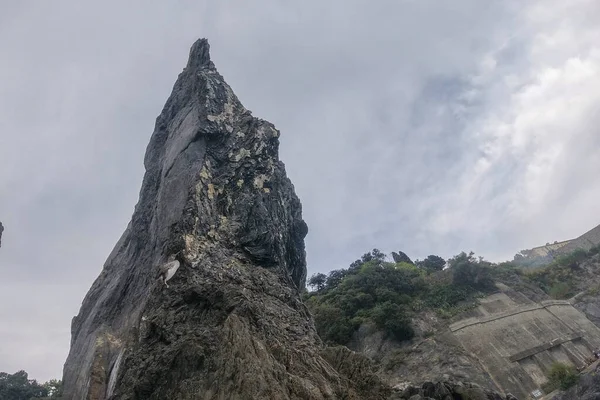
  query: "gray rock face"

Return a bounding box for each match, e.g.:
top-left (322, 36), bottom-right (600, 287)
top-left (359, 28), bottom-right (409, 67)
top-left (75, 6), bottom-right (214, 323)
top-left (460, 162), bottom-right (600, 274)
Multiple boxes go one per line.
top-left (350, 321), bottom-right (499, 393)
top-left (392, 251), bottom-right (413, 264)
top-left (0, 221), bottom-right (3, 247)
top-left (391, 381), bottom-right (517, 400)
top-left (555, 371), bottom-right (600, 400)
top-left (62, 39), bottom-right (390, 400)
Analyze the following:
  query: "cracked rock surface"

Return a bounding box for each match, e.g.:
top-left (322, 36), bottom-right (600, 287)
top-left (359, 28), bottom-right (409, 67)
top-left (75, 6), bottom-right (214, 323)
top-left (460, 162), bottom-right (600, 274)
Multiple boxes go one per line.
top-left (62, 39), bottom-right (390, 400)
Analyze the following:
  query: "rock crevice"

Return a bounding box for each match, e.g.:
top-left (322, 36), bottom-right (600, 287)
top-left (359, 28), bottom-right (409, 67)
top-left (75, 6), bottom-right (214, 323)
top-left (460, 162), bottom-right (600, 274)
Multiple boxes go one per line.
top-left (62, 39), bottom-right (388, 400)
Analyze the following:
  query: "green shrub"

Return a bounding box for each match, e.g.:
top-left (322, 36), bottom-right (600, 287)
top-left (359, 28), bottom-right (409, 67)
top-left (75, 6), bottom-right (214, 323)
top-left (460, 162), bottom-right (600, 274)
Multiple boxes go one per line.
top-left (416, 255), bottom-right (446, 272)
top-left (549, 282), bottom-right (572, 299)
top-left (556, 249), bottom-right (588, 267)
top-left (449, 252), bottom-right (496, 291)
top-left (587, 284), bottom-right (600, 296)
top-left (370, 301), bottom-right (414, 341)
top-left (425, 284), bottom-right (472, 309)
top-left (588, 244), bottom-right (600, 256)
top-left (542, 362), bottom-right (579, 393)
top-left (523, 259), bottom-right (577, 298)
top-left (384, 349), bottom-right (408, 371)
top-left (311, 303), bottom-right (357, 345)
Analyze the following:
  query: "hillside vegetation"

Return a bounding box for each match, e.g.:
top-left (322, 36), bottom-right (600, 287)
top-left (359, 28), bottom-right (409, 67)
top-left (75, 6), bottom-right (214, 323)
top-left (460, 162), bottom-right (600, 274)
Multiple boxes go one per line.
top-left (0, 370), bottom-right (62, 400)
top-left (304, 250), bottom-right (497, 345)
top-left (305, 244), bottom-right (600, 347)
top-left (520, 245), bottom-right (600, 299)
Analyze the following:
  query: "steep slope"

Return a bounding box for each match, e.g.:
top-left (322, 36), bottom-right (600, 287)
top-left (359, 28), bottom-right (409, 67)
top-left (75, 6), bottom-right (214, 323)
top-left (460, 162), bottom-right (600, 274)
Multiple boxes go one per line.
top-left (555, 369), bottom-right (600, 400)
top-left (62, 39), bottom-right (390, 400)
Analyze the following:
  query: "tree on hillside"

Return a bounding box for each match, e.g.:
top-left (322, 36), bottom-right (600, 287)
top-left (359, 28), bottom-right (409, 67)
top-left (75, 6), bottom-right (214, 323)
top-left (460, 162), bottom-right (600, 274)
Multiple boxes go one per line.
top-left (416, 255), bottom-right (446, 272)
top-left (306, 256), bottom-right (422, 344)
top-left (325, 269), bottom-right (350, 289)
top-left (449, 251), bottom-right (495, 291)
top-left (307, 273), bottom-right (327, 291)
top-left (306, 248), bottom-right (501, 346)
top-left (0, 370), bottom-right (48, 400)
top-left (42, 379), bottom-right (63, 399)
top-left (349, 249), bottom-right (386, 271)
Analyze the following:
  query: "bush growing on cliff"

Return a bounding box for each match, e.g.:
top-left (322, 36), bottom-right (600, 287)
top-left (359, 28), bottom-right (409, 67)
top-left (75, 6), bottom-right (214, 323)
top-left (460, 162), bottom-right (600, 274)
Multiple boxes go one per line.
top-left (555, 248), bottom-right (588, 267)
top-left (311, 304), bottom-right (357, 344)
top-left (449, 251), bottom-right (495, 291)
top-left (588, 244), bottom-right (600, 256)
top-left (369, 301), bottom-right (414, 341)
top-left (425, 284), bottom-right (473, 310)
top-left (521, 248), bottom-right (590, 297)
top-left (542, 362), bottom-right (579, 392)
top-left (548, 282), bottom-right (572, 299)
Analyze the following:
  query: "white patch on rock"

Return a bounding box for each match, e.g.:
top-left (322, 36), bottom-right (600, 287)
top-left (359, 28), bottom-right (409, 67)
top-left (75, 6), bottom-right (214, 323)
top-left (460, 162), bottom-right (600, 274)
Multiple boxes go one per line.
top-left (393, 382), bottom-right (411, 391)
top-left (207, 86), bottom-right (236, 124)
top-left (234, 148), bottom-right (252, 162)
top-left (106, 348), bottom-right (125, 399)
top-left (253, 174), bottom-right (269, 189)
top-left (160, 259), bottom-right (181, 288)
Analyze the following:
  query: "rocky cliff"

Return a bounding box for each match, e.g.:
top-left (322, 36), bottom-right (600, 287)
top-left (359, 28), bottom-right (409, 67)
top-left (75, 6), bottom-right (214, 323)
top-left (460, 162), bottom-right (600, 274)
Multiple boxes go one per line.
top-left (555, 369), bottom-right (600, 400)
top-left (62, 39), bottom-right (391, 400)
top-left (392, 381), bottom-right (518, 400)
top-left (348, 315), bottom-right (499, 391)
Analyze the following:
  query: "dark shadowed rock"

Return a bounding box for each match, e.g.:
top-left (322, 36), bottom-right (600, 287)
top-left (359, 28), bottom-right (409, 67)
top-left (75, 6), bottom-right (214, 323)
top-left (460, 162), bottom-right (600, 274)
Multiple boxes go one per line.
top-left (392, 251), bottom-right (413, 264)
top-left (393, 381), bottom-right (515, 400)
top-left (0, 221), bottom-right (3, 247)
top-left (61, 38), bottom-right (390, 400)
top-left (555, 370), bottom-right (600, 400)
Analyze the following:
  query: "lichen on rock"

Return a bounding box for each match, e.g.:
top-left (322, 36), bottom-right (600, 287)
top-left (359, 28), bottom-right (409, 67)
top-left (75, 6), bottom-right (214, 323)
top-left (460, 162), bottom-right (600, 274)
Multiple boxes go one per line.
top-left (61, 39), bottom-right (391, 400)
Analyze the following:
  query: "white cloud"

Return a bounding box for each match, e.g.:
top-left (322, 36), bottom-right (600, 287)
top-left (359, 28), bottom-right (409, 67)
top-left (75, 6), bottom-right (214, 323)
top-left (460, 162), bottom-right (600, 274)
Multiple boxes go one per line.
top-left (423, 0), bottom-right (600, 257)
top-left (1, 0), bottom-right (599, 382)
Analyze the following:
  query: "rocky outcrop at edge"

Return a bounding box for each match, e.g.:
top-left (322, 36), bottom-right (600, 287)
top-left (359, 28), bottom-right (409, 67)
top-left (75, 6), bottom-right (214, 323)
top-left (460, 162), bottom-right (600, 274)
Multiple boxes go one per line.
top-left (0, 221), bottom-right (4, 247)
top-left (61, 38), bottom-right (391, 400)
top-left (554, 370), bottom-right (600, 400)
top-left (392, 251), bottom-right (413, 264)
top-left (393, 381), bottom-right (518, 400)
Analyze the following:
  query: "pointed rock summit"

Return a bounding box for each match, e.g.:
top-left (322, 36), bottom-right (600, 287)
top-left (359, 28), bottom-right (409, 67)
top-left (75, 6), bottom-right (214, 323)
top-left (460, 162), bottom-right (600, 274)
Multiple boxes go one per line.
top-left (62, 39), bottom-right (390, 400)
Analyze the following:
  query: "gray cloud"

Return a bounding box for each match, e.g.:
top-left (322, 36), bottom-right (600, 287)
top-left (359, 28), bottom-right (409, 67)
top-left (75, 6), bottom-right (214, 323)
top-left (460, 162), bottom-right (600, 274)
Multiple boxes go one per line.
top-left (1, 0), bottom-right (599, 382)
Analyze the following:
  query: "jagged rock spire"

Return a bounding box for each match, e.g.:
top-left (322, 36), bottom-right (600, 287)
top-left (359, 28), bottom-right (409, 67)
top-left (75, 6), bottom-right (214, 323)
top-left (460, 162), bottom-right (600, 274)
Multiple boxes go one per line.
top-left (186, 38), bottom-right (214, 70)
top-left (62, 39), bottom-right (389, 399)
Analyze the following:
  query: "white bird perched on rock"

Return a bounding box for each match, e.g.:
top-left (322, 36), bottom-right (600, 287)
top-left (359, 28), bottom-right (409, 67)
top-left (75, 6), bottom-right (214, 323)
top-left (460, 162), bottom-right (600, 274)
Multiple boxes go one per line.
top-left (158, 254), bottom-right (181, 288)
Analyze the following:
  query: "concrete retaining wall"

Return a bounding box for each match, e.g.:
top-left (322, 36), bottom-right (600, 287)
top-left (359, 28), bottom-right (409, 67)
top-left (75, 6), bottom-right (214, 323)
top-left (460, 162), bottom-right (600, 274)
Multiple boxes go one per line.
top-left (451, 292), bottom-right (600, 398)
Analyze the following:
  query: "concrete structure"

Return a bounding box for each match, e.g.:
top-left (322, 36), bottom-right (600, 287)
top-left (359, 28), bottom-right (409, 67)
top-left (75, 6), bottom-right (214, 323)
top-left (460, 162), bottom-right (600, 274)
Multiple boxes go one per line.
top-left (526, 240), bottom-right (573, 258)
top-left (514, 223), bottom-right (600, 267)
top-left (450, 286), bottom-right (600, 399)
top-left (558, 223), bottom-right (600, 254)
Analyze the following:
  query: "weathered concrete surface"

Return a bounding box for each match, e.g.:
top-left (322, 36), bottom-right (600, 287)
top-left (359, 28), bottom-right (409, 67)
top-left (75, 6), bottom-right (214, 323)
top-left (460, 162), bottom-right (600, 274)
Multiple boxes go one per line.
top-left (451, 289), bottom-right (600, 399)
top-left (560, 223), bottom-right (600, 254)
top-left (515, 223), bottom-right (600, 266)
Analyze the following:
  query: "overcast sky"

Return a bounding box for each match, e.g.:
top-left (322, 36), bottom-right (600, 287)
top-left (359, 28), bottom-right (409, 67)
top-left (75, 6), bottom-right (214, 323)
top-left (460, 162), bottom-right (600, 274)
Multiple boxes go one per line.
top-left (1, 0), bottom-right (600, 382)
